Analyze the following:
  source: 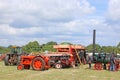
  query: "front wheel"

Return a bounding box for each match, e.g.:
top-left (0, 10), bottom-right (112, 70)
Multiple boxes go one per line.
top-left (17, 64), bottom-right (24, 70)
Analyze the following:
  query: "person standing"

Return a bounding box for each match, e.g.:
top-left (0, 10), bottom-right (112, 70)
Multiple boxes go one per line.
top-left (86, 54), bottom-right (92, 69)
top-left (110, 53), bottom-right (115, 71)
top-left (103, 53), bottom-right (107, 70)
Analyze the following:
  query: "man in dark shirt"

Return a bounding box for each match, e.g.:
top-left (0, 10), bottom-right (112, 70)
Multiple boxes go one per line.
top-left (110, 53), bottom-right (115, 71)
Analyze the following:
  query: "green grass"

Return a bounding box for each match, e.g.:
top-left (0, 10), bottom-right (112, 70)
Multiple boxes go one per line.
top-left (0, 61), bottom-right (119, 80)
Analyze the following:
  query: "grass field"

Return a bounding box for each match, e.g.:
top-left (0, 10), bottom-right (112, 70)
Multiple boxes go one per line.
top-left (0, 61), bottom-right (119, 80)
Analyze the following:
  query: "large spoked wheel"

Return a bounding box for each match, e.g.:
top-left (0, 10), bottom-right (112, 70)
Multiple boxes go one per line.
top-left (55, 63), bottom-right (62, 69)
top-left (115, 63), bottom-right (119, 71)
top-left (4, 55), bottom-right (9, 66)
top-left (94, 63), bottom-right (103, 70)
top-left (17, 64), bottom-right (24, 70)
top-left (31, 57), bottom-right (45, 71)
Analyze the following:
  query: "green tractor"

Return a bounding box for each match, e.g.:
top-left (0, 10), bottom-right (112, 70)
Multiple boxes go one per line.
top-left (4, 46), bottom-right (26, 66)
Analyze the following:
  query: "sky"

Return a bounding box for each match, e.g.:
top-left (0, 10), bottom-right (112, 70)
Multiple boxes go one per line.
top-left (0, 0), bottom-right (120, 47)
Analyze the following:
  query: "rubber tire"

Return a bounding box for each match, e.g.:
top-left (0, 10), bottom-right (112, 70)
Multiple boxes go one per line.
top-left (4, 55), bottom-right (9, 66)
top-left (31, 57), bottom-right (45, 71)
top-left (17, 64), bottom-right (24, 70)
top-left (55, 63), bottom-right (62, 69)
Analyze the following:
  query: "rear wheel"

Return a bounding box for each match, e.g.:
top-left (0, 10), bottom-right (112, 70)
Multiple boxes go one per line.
top-left (4, 55), bottom-right (9, 66)
top-left (31, 57), bottom-right (45, 71)
top-left (115, 63), bottom-right (119, 71)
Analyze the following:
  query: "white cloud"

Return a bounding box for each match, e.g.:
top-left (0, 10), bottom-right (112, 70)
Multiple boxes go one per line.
top-left (0, 24), bottom-right (44, 35)
top-left (0, 0), bottom-right (95, 26)
top-left (108, 0), bottom-right (120, 20)
top-left (0, 16), bottom-right (119, 46)
top-left (0, 0), bottom-right (119, 46)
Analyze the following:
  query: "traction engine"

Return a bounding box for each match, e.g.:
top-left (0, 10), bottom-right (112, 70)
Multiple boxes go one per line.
top-left (93, 53), bottom-right (120, 71)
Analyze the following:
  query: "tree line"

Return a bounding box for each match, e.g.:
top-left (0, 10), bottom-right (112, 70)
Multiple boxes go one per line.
top-left (0, 41), bottom-right (120, 54)
top-left (86, 43), bottom-right (120, 53)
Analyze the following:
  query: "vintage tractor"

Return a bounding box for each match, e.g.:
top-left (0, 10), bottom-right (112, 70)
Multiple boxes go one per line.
top-left (17, 55), bottom-right (50, 71)
top-left (93, 53), bottom-right (109, 70)
top-left (4, 46), bottom-right (26, 66)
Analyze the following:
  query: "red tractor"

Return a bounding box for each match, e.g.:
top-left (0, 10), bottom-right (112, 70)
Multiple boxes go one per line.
top-left (17, 44), bottom-right (86, 70)
top-left (17, 55), bottom-right (50, 71)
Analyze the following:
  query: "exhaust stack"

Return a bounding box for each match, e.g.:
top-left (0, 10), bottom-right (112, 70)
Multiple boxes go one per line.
top-left (93, 29), bottom-right (96, 55)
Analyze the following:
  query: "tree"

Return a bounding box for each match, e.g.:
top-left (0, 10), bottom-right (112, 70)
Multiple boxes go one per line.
top-left (86, 44), bottom-right (101, 53)
top-left (117, 42), bottom-right (120, 53)
top-left (46, 41), bottom-right (57, 45)
top-left (41, 41), bottom-right (57, 52)
top-left (101, 46), bottom-right (118, 53)
top-left (60, 42), bottom-right (72, 45)
top-left (117, 42), bottom-right (120, 49)
top-left (22, 41), bottom-right (41, 53)
top-left (0, 46), bottom-right (10, 54)
top-left (101, 46), bottom-right (107, 53)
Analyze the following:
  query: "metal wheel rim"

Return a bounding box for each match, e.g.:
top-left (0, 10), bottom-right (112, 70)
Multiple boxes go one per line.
top-left (33, 60), bottom-right (42, 69)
